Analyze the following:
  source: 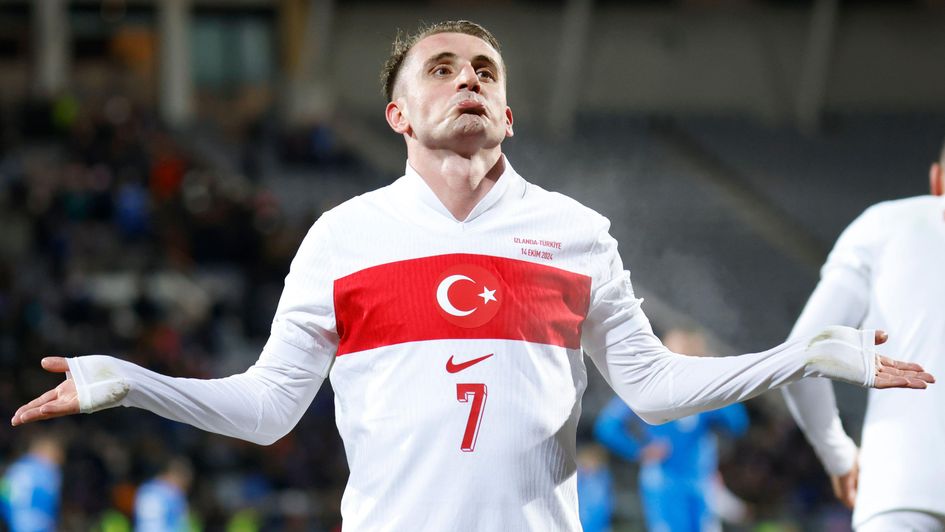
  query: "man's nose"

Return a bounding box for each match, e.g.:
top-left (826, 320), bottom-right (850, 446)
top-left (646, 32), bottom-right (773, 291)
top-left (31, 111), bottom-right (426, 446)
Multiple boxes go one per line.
top-left (456, 64), bottom-right (480, 93)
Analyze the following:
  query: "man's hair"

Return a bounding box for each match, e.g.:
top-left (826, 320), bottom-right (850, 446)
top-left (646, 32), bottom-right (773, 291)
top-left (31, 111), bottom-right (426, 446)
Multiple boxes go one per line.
top-left (380, 20), bottom-right (502, 102)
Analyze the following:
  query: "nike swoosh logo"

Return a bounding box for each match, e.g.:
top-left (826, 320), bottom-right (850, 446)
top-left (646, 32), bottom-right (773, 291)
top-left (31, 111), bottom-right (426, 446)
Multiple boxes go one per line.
top-left (446, 353), bottom-right (494, 373)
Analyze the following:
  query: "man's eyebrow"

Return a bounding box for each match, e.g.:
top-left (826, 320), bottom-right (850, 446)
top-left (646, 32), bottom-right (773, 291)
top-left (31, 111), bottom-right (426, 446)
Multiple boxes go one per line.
top-left (423, 52), bottom-right (458, 68)
top-left (472, 55), bottom-right (500, 74)
top-left (422, 52), bottom-right (501, 75)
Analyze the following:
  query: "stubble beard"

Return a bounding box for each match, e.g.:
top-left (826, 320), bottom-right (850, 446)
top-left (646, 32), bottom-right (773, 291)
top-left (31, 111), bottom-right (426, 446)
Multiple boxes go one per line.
top-left (451, 113), bottom-right (488, 136)
top-left (415, 114), bottom-right (502, 155)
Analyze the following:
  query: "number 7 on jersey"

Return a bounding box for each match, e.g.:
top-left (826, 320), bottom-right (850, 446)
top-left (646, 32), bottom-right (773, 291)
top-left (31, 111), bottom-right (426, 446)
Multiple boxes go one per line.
top-left (456, 383), bottom-right (488, 452)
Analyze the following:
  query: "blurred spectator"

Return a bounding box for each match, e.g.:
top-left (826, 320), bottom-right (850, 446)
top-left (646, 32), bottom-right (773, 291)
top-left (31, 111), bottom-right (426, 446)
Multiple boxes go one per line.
top-left (0, 91), bottom-right (343, 529)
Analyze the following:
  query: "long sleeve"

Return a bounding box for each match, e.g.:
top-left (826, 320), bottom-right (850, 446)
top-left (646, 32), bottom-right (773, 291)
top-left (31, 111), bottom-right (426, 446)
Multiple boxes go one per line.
top-left (67, 338), bottom-right (326, 446)
top-left (779, 205), bottom-right (886, 475)
top-left (779, 272), bottom-right (865, 474)
top-left (594, 396), bottom-right (646, 461)
top-left (581, 218), bottom-right (879, 426)
top-left (65, 216), bottom-right (340, 446)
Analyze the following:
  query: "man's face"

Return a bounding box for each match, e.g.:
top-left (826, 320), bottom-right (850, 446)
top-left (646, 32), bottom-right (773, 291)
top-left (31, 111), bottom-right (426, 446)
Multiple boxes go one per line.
top-left (387, 32), bottom-right (514, 153)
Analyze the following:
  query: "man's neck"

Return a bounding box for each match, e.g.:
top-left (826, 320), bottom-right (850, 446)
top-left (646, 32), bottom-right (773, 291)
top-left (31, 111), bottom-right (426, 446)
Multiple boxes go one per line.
top-left (408, 147), bottom-right (505, 221)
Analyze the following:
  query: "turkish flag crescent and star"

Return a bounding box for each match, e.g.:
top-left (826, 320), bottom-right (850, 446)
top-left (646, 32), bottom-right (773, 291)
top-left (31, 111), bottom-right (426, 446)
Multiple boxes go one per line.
top-left (333, 253), bottom-right (592, 356)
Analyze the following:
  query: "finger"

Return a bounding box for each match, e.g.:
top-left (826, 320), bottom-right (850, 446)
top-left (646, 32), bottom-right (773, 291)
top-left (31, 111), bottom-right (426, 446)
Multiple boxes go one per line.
top-left (878, 355), bottom-right (927, 373)
top-left (16, 405), bottom-right (69, 425)
top-left (876, 355), bottom-right (935, 383)
top-left (886, 368), bottom-right (935, 382)
top-left (873, 374), bottom-right (927, 389)
top-left (851, 469), bottom-right (859, 504)
top-left (843, 474), bottom-right (858, 509)
top-left (41, 356), bottom-right (70, 373)
top-left (843, 488), bottom-right (856, 509)
top-left (830, 478), bottom-right (852, 510)
top-left (11, 389), bottom-right (59, 425)
top-left (874, 330), bottom-right (888, 345)
top-left (876, 356), bottom-right (935, 383)
top-left (840, 491), bottom-right (854, 510)
top-left (39, 399), bottom-right (78, 418)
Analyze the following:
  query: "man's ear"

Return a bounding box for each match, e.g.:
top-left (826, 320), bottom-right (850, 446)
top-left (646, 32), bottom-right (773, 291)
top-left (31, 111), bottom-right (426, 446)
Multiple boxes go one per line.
top-left (930, 162), bottom-right (943, 196)
top-left (386, 101), bottom-right (411, 135)
top-left (504, 106), bottom-right (514, 138)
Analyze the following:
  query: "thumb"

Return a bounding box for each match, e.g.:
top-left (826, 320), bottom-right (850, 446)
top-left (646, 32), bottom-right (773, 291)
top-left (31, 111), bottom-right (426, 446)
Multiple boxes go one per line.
top-left (41, 356), bottom-right (70, 373)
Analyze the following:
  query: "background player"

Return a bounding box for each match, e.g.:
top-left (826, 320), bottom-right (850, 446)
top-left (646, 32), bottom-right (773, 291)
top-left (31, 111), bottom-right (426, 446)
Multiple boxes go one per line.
top-left (133, 455), bottom-right (194, 532)
top-left (10, 20), bottom-right (934, 531)
top-left (576, 443), bottom-right (614, 532)
top-left (0, 432), bottom-right (64, 532)
top-left (781, 140), bottom-right (945, 530)
top-left (595, 328), bottom-right (748, 532)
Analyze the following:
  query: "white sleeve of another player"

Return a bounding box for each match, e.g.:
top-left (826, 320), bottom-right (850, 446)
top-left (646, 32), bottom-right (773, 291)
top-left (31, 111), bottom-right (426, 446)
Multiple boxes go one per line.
top-left (582, 218), bottom-right (879, 426)
top-left (63, 216), bottom-right (340, 446)
top-left (780, 206), bottom-right (883, 475)
top-left (779, 272), bottom-right (865, 475)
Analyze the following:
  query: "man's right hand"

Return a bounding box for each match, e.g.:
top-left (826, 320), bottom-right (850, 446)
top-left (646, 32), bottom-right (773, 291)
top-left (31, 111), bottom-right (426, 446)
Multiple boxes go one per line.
top-left (11, 357), bottom-right (79, 426)
top-left (831, 456), bottom-right (859, 509)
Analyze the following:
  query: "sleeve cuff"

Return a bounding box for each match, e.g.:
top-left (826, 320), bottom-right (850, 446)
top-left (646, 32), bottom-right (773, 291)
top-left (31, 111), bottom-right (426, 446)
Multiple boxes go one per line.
top-left (66, 355), bottom-right (131, 413)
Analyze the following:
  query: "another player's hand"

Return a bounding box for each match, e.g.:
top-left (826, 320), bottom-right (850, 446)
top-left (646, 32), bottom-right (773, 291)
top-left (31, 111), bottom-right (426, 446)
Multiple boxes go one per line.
top-left (830, 456), bottom-right (859, 509)
top-left (11, 357), bottom-right (79, 426)
top-left (871, 331), bottom-right (936, 389)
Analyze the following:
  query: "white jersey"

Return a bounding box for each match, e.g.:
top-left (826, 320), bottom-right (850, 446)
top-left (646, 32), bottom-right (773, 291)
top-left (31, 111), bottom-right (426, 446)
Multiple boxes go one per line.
top-left (317, 164), bottom-right (601, 530)
top-left (67, 159), bottom-right (885, 531)
top-left (783, 195), bottom-right (945, 526)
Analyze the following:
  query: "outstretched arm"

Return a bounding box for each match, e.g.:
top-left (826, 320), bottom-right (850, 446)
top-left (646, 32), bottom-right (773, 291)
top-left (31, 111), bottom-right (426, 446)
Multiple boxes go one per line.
top-left (580, 221), bottom-right (932, 427)
top-left (12, 216), bottom-right (338, 446)
top-left (12, 337), bottom-right (329, 446)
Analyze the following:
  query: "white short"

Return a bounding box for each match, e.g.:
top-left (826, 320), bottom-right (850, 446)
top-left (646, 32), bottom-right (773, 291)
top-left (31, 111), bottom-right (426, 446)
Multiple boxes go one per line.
top-left (857, 511), bottom-right (945, 532)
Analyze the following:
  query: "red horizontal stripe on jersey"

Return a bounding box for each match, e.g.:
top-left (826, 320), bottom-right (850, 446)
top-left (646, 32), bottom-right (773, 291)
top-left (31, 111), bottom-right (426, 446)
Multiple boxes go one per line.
top-left (333, 254), bottom-right (591, 355)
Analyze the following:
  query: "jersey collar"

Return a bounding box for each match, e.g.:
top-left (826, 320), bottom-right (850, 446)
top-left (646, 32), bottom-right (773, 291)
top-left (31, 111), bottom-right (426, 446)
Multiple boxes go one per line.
top-left (402, 156), bottom-right (523, 224)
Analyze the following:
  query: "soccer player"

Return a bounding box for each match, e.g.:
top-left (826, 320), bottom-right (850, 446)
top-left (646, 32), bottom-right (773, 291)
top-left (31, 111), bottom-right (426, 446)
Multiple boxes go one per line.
top-left (133, 456), bottom-right (193, 532)
top-left (781, 143), bottom-right (945, 531)
top-left (0, 433), bottom-right (64, 532)
top-left (11, 20), bottom-right (934, 531)
top-left (595, 329), bottom-right (748, 532)
top-left (576, 444), bottom-right (614, 532)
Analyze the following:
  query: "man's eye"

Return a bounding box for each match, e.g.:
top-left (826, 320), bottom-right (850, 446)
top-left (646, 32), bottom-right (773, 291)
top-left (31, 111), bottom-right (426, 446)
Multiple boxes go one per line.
top-left (477, 70), bottom-right (495, 80)
top-left (433, 66), bottom-right (451, 76)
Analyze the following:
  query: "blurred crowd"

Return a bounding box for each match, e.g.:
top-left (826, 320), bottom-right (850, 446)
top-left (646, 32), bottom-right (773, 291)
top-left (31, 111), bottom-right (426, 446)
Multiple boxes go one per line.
top-left (0, 93), bottom-right (854, 531)
top-left (0, 93), bottom-right (349, 531)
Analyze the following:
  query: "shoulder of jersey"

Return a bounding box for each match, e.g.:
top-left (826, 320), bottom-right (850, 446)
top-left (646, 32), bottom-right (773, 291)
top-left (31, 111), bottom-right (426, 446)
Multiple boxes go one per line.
top-left (316, 182), bottom-right (401, 220)
top-left (523, 181), bottom-right (610, 226)
top-left (863, 195), bottom-right (940, 223)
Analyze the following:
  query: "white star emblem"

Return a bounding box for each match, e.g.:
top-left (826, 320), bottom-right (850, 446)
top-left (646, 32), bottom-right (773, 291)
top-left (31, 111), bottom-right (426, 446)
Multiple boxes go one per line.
top-left (478, 286), bottom-right (497, 304)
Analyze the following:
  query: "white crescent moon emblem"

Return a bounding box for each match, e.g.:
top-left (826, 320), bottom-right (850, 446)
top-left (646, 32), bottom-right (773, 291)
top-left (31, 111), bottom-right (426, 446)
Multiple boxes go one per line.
top-left (436, 275), bottom-right (476, 317)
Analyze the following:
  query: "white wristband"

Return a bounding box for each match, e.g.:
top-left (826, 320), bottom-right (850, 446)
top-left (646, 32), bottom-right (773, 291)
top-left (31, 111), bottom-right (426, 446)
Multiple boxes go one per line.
top-left (805, 326), bottom-right (876, 388)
